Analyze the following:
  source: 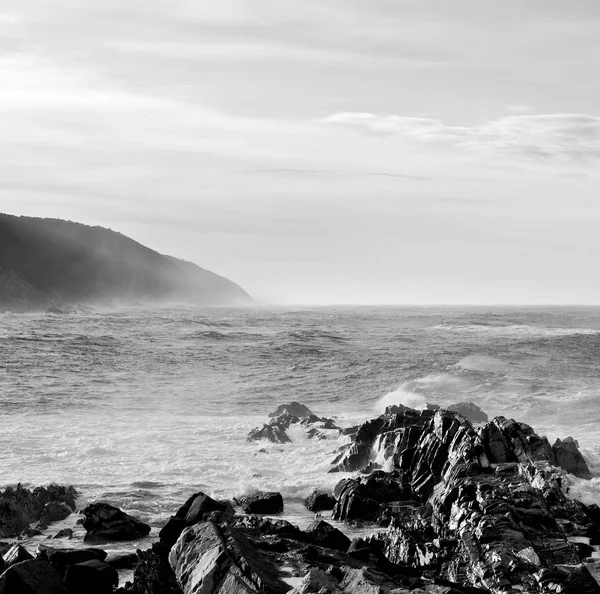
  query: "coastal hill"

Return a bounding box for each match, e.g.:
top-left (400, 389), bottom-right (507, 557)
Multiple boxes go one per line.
top-left (0, 213), bottom-right (253, 311)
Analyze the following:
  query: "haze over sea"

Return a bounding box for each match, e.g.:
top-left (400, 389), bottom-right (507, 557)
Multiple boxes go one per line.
top-left (2, 305), bottom-right (600, 552)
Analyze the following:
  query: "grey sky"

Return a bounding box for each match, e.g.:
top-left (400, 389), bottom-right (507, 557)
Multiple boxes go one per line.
top-left (1, 0), bottom-right (599, 303)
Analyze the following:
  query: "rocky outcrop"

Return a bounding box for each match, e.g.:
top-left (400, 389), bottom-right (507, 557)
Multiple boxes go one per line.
top-left (0, 484), bottom-right (77, 537)
top-left (0, 559), bottom-right (68, 594)
top-left (268, 402), bottom-right (315, 419)
top-left (447, 401), bottom-right (489, 423)
top-left (81, 502), bottom-right (151, 542)
top-left (304, 490), bottom-right (335, 513)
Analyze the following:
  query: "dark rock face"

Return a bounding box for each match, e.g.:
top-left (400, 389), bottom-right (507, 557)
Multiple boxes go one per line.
top-left (0, 484), bottom-right (77, 537)
top-left (0, 559), bottom-right (68, 594)
top-left (39, 501), bottom-right (73, 528)
top-left (553, 437), bottom-right (592, 479)
top-left (304, 490), bottom-right (335, 513)
top-left (327, 407), bottom-right (600, 593)
top-left (447, 401), bottom-right (489, 423)
top-left (81, 502), bottom-right (151, 542)
top-left (3, 544), bottom-right (34, 569)
top-left (39, 546), bottom-right (108, 578)
top-left (64, 559), bottom-right (118, 594)
top-left (238, 492), bottom-right (284, 515)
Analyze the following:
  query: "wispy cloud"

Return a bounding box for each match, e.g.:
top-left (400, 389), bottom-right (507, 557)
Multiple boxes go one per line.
top-left (319, 112), bottom-right (600, 164)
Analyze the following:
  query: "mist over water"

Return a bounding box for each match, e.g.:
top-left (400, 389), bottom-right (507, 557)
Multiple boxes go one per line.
top-left (1, 305), bottom-right (600, 548)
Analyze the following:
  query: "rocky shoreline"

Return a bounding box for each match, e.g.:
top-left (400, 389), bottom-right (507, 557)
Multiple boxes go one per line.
top-left (1, 402), bottom-right (599, 593)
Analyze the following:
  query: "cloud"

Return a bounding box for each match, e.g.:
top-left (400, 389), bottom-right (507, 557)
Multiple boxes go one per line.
top-left (319, 112), bottom-right (600, 164)
top-left (247, 168), bottom-right (432, 180)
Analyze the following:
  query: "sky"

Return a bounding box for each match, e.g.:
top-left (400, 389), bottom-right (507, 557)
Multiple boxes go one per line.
top-left (1, 0), bottom-right (599, 304)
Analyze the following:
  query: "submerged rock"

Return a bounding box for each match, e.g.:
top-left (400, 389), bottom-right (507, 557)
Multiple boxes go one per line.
top-left (81, 502), bottom-right (151, 542)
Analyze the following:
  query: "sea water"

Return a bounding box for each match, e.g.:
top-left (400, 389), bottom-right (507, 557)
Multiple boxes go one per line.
top-left (1, 305), bottom-right (600, 563)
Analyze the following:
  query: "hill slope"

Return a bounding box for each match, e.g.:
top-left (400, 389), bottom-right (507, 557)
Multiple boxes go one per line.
top-left (0, 214), bottom-right (253, 311)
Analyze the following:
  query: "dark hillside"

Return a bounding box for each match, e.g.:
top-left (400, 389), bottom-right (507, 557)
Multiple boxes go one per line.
top-left (0, 214), bottom-right (252, 311)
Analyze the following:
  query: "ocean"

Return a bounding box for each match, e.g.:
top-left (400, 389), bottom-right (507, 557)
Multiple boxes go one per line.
top-left (2, 305), bottom-right (600, 561)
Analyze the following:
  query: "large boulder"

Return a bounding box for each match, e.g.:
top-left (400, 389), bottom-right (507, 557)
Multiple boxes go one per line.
top-left (2, 544), bottom-right (34, 569)
top-left (238, 492), bottom-right (284, 515)
top-left (39, 546), bottom-right (107, 578)
top-left (304, 490), bottom-right (335, 513)
top-left (169, 522), bottom-right (289, 594)
top-left (39, 501), bottom-right (73, 528)
top-left (81, 502), bottom-right (151, 541)
top-left (0, 559), bottom-right (68, 594)
top-left (305, 520), bottom-right (350, 552)
top-left (553, 437), bottom-right (592, 479)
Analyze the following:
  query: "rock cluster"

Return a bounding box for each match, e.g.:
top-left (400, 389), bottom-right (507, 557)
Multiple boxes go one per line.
top-left (248, 403), bottom-right (341, 444)
top-left (0, 484), bottom-right (77, 537)
top-left (121, 404), bottom-right (599, 594)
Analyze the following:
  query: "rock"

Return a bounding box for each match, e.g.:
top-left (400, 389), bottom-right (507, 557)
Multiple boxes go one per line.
top-left (39, 501), bottom-right (72, 527)
top-left (169, 522), bottom-right (289, 594)
top-left (81, 502), bottom-right (151, 541)
top-left (304, 490), bottom-right (335, 513)
top-left (553, 437), bottom-right (592, 479)
top-left (64, 559), bottom-right (118, 594)
top-left (447, 401), bottom-right (489, 423)
top-left (287, 568), bottom-right (339, 594)
top-left (268, 402), bottom-right (315, 419)
top-left (0, 559), bottom-right (68, 594)
top-left (129, 542), bottom-right (182, 594)
top-left (38, 546), bottom-right (107, 578)
top-left (3, 543), bottom-right (34, 568)
top-left (179, 492), bottom-right (231, 525)
top-left (0, 484), bottom-right (77, 537)
top-left (106, 552), bottom-right (139, 569)
top-left (52, 528), bottom-right (74, 539)
top-left (305, 520), bottom-right (351, 552)
top-left (247, 422), bottom-right (292, 444)
top-left (238, 492), bottom-right (284, 515)
top-left (159, 517), bottom-right (188, 550)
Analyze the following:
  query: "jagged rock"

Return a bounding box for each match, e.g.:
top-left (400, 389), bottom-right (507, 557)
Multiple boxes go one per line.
top-left (0, 559), bottom-right (68, 594)
top-left (238, 491), bottom-right (284, 515)
top-left (231, 515), bottom-right (307, 541)
top-left (553, 437), bottom-right (592, 479)
top-left (0, 484), bottom-right (77, 537)
top-left (64, 559), bottom-right (119, 594)
top-left (3, 543), bottom-right (34, 568)
top-left (247, 421), bottom-right (293, 444)
top-left (447, 402), bottom-right (488, 423)
top-left (81, 502), bottom-right (151, 541)
top-left (169, 521), bottom-right (289, 594)
top-left (130, 542), bottom-right (182, 594)
top-left (268, 402), bottom-right (315, 418)
top-left (305, 520), bottom-right (350, 552)
top-left (304, 490), bottom-right (335, 513)
top-left (287, 567), bottom-right (339, 594)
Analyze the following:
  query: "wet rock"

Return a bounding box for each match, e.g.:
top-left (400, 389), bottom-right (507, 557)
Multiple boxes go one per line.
top-left (247, 421), bottom-right (293, 444)
top-left (304, 490), bottom-right (335, 513)
top-left (0, 559), bottom-right (68, 594)
top-left (238, 491), bottom-right (284, 515)
top-left (268, 402), bottom-right (315, 419)
top-left (0, 484), bottom-right (77, 537)
top-left (39, 501), bottom-right (73, 528)
top-left (52, 528), bottom-right (74, 539)
top-left (129, 542), bottom-right (182, 594)
top-left (38, 546), bottom-right (108, 578)
top-left (287, 567), bottom-right (339, 594)
top-left (64, 559), bottom-right (119, 594)
top-left (169, 521), bottom-right (289, 594)
top-left (305, 520), bottom-right (350, 552)
top-left (3, 543), bottom-right (34, 568)
top-left (106, 552), bottom-right (139, 570)
top-left (81, 502), bottom-right (151, 542)
top-left (553, 437), bottom-right (592, 479)
top-left (447, 402), bottom-right (488, 423)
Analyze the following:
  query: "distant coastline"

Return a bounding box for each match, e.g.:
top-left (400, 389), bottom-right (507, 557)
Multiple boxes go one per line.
top-left (0, 213), bottom-right (253, 312)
